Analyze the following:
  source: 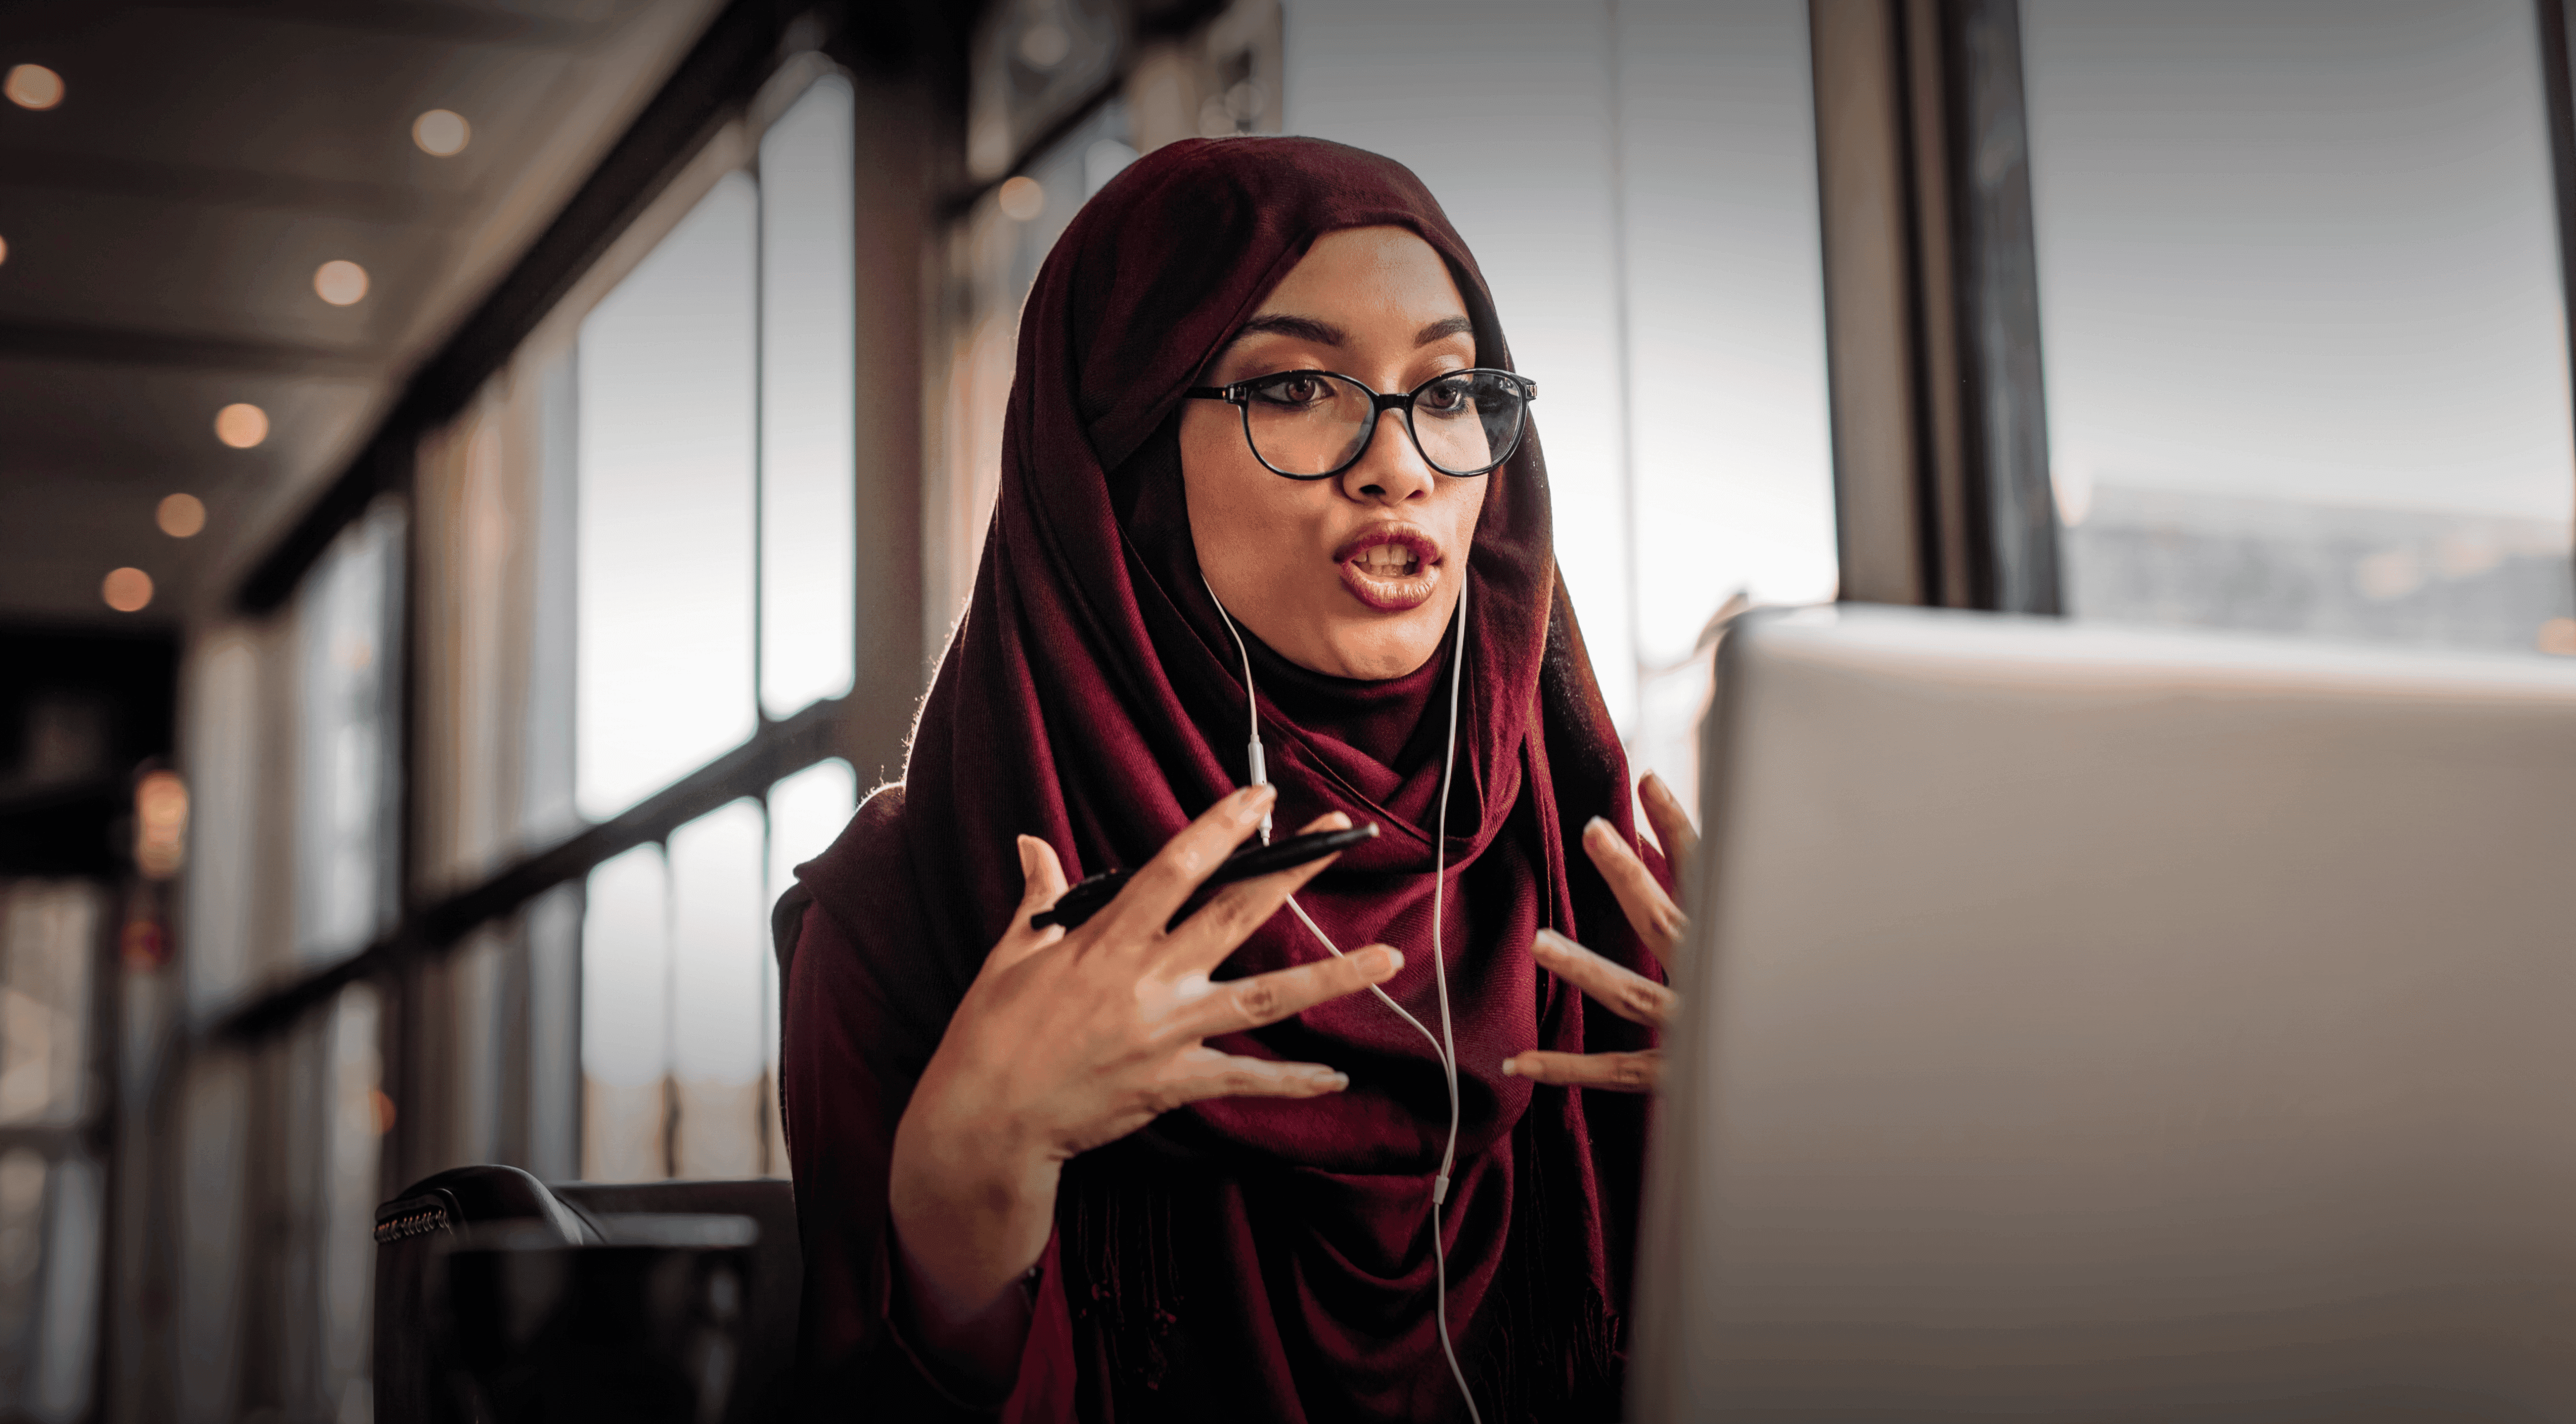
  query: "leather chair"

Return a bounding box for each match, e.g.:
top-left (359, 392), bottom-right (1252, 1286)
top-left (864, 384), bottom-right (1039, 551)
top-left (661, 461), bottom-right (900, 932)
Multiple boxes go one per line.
top-left (373, 1165), bottom-right (801, 1423)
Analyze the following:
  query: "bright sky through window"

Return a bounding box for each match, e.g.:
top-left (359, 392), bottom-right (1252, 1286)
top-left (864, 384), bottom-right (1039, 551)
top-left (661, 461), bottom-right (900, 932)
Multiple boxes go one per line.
top-left (669, 798), bottom-right (765, 1089)
top-left (582, 844), bottom-right (669, 1091)
top-left (760, 77), bottom-right (860, 718)
top-left (576, 173), bottom-right (759, 818)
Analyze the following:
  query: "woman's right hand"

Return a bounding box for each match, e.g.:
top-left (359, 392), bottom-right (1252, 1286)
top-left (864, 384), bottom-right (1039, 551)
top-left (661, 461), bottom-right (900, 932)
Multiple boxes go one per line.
top-left (887, 785), bottom-right (1400, 1389)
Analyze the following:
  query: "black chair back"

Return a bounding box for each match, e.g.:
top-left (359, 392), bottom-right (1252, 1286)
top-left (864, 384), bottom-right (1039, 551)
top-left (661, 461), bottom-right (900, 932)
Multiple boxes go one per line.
top-left (372, 1165), bottom-right (800, 1424)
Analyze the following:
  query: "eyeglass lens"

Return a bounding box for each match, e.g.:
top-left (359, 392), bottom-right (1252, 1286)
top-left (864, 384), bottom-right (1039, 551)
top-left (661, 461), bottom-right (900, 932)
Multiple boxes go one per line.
top-left (1240, 371), bottom-right (1526, 477)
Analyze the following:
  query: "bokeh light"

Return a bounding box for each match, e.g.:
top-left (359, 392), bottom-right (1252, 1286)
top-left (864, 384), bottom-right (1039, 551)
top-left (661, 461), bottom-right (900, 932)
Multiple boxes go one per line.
top-left (412, 108), bottom-right (470, 156)
top-left (134, 770), bottom-right (188, 879)
top-left (101, 567), bottom-right (153, 613)
top-left (214, 402), bottom-right (269, 449)
top-left (4, 64), bottom-right (62, 111)
top-left (997, 175), bottom-right (1045, 221)
top-left (157, 492), bottom-right (207, 538)
top-left (314, 259), bottom-right (369, 306)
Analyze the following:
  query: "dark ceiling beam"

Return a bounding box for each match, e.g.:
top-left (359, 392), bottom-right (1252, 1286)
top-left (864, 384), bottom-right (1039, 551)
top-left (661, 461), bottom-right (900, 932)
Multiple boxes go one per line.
top-left (0, 318), bottom-right (381, 377)
top-left (0, 149), bottom-right (441, 226)
top-left (235, 0), bottom-right (814, 615)
top-left (135, 0), bottom-right (617, 51)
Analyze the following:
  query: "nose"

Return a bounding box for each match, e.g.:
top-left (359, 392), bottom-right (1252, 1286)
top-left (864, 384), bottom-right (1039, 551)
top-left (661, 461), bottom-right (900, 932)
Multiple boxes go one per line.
top-left (1339, 405), bottom-right (1438, 506)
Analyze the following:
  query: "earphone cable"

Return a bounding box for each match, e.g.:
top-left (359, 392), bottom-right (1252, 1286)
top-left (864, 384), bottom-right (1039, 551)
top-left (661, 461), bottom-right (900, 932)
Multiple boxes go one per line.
top-left (1424, 568), bottom-right (1477, 1424)
top-left (1201, 573), bottom-right (1483, 1424)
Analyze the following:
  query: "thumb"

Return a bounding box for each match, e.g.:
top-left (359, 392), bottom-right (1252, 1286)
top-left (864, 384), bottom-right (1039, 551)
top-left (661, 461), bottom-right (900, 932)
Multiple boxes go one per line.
top-left (1017, 834), bottom-right (1070, 912)
top-left (989, 835), bottom-right (1072, 971)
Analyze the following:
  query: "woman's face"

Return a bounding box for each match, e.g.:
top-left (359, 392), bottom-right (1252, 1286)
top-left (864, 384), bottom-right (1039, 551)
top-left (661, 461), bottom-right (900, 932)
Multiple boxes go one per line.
top-left (1181, 227), bottom-right (1491, 681)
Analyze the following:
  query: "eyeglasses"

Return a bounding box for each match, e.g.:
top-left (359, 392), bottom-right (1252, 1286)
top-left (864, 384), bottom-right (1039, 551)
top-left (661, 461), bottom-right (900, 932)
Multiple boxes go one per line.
top-left (1183, 367), bottom-right (1538, 480)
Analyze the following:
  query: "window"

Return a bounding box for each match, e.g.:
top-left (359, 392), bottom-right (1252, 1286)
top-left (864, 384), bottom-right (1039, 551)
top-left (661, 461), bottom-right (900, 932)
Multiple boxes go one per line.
top-left (294, 503), bottom-right (403, 963)
top-left (556, 72), bottom-right (861, 1179)
top-left (579, 764), bottom-right (854, 1182)
top-left (2023, 0), bottom-right (2576, 652)
top-left (576, 176), bottom-right (760, 818)
top-left (138, 25), bottom-right (872, 1424)
top-left (763, 70), bottom-right (862, 718)
top-left (0, 880), bottom-right (104, 1420)
top-left (576, 74), bottom-right (861, 820)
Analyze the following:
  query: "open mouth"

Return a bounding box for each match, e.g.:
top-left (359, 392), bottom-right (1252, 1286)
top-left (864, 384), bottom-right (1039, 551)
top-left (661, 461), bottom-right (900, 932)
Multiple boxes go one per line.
top-left (1336, 525), bottom-right (1443, 612)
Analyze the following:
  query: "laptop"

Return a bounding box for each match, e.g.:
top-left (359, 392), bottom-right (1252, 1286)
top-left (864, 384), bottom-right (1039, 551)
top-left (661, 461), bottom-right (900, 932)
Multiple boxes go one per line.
top-left (1632, 605), bottom-right (2576, 1421)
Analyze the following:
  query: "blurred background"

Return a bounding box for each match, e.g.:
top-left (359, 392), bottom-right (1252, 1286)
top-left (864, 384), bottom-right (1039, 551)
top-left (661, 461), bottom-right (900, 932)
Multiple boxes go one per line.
top-left (0, 0), bottom-right (2571, 1418)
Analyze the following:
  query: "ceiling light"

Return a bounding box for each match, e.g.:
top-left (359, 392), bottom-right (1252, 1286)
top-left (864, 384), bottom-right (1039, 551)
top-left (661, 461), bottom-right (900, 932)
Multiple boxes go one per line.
top-left (214, 403), bottom-right (268, 449)
top-left (134, 770), bottom-right (188, 880)
top-left (5, 65), bottom-right (62, 111)
top-left (157, 493), bottom-right (207, 538)
top-left (102, 567), bottom-right (153, 614)
top-left (413, 108), bottom-right (470, 157)
top-left (314, 259), bottom-right (369, 306)
top-left (998, 175), bottom-right (1045, 221)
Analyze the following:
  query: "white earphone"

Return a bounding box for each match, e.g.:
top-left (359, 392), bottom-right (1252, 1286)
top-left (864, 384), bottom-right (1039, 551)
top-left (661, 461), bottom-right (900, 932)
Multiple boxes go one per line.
top-left (1202, 570), bottom-right (1483, 1424)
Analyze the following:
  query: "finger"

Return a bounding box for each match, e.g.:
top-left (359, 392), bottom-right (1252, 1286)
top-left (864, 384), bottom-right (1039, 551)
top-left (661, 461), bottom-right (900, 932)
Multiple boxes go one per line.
top-left (1096, 786), bottom-right (1275, 947)
top-left (1168, 945), bottom-right (1403, 1040)
top-left (1163, 812), bottom-right (1353, 972)
top-left (1500, 1048), bottom-right (1661, 1093)
top-left (993, 835), bottom-right (1069, 968)
top-left (1638, 772), bottom-right (1700, 899)
top-left (1147, 1046), bottom-right (1350, 1113)
top-left (1582, 816), bottom-right (1688, 960)
top-left (1531, 927), bottom-right (1676, 1031)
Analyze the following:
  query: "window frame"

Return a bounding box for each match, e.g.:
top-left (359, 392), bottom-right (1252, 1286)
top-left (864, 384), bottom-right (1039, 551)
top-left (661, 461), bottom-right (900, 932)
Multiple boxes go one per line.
top-left (195, 35), bottom-right (902, 1200)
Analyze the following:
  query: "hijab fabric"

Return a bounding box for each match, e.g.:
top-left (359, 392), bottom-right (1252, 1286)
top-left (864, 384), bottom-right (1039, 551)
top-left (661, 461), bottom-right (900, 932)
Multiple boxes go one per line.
top-left (787, 135), bottom-right (1663, 1422)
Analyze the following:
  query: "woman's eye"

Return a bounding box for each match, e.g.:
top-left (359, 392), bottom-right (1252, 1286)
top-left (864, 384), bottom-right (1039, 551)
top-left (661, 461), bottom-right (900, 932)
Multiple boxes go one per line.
top-left (1417, 379), bottom-right (1473, 416)
top-left (1253, 375), bottom-right (1327, 408)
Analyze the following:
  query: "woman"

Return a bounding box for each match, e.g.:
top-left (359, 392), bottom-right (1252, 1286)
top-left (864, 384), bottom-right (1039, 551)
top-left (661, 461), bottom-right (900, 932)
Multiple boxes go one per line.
top-left (780, 135), bottom-right (1697, 1422)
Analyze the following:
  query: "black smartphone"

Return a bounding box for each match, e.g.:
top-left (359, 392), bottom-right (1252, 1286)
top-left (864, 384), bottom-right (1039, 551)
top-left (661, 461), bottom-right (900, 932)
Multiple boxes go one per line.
top-left (1029, 822), bottom-right (1379, 931)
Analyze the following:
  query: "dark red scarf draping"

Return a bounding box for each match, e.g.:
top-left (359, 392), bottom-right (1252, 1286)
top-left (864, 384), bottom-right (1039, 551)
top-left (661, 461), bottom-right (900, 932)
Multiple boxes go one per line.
top-left (784, 136), bottom-right (1662, 1422)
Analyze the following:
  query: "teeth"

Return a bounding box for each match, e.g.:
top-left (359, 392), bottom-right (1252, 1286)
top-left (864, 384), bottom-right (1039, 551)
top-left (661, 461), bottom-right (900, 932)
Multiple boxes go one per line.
top-left (1356, 546), bottom-right (1417, 576)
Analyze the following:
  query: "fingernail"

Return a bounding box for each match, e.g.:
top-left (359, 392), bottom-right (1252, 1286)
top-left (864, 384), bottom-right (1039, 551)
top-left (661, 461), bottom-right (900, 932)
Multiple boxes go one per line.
top-left (1236, 785), bottom-right (1277, 816)
top-left (1531, 928), bottom-right (1564, 957)
top-left (1500, 1058), bottom-right (1519, 1077)
top-left (1319, 1070), bottom-right (1350, 1091)
top-left (1016, 835), bottom-right (1038, 878)
top-left (1366, 946), bottom-right (1404, 975)
top-left (1585, 816), bottom-right (1615, 842)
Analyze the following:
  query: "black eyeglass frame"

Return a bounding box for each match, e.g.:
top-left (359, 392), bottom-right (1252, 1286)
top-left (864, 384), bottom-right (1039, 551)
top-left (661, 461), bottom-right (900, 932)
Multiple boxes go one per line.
top-left (1182, 367), bottom-right (1540, 480)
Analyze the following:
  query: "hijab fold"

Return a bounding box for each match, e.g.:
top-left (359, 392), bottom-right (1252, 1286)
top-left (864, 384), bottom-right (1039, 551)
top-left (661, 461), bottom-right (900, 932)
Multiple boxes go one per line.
top-left (788, 136), bottom-right (1662, 1422)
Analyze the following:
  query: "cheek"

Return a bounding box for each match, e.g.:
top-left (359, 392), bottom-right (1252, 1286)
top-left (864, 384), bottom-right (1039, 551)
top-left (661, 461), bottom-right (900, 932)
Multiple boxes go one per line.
top-left (1181, 409), bottom-right (1307, 584)
top-left (1180, 408), bottom-right (1258, 553)
top-left (1444, 478), bottom-right (1492, 567)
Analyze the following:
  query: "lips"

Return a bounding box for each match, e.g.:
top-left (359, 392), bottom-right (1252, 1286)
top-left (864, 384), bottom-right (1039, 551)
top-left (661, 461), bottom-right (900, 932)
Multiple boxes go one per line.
top-left (1334, 524), bottom-right (1444, 613)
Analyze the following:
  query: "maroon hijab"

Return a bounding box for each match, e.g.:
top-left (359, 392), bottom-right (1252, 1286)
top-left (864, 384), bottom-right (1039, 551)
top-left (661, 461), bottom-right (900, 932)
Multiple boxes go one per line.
top-left (785, 136), bottom-right (1664, 1422)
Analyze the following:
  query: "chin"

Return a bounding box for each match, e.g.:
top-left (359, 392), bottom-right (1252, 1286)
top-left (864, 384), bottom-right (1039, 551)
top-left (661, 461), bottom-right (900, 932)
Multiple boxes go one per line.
top-left (1318, 612), bottom-right (1449, 681)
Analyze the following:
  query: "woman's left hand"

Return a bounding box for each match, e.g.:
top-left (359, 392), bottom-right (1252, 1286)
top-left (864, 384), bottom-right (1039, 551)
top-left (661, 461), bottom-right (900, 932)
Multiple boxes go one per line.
top-left (1503, 770), bottom-right (1698, 1093)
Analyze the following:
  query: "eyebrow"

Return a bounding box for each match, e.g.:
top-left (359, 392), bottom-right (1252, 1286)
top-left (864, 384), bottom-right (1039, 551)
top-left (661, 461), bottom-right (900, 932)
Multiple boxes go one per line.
top-left (1234, 313), bottom-right (1345, 346)
top-left (1227, 312), bottom-right (1478, 350)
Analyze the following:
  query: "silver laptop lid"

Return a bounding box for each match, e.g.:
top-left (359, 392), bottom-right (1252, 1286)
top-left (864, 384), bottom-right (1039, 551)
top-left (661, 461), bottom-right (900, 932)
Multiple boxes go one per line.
top-left (1634, 605), bottom-right (2576, 1421)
